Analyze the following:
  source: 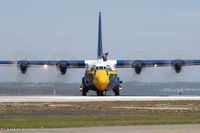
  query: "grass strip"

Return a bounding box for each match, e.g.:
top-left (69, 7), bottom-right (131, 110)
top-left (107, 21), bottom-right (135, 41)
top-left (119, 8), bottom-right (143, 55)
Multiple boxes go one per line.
top-left (0, 114), bottom-right (200, 128)
top-left (1, 100), bottom-right (200, 115)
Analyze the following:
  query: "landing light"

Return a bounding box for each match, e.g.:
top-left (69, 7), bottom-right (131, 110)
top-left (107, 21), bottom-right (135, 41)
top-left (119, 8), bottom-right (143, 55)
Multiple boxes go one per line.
top-left (154, 64), bottom-right (157, 68)
top-left (43, 64), bottom-right (48, 69)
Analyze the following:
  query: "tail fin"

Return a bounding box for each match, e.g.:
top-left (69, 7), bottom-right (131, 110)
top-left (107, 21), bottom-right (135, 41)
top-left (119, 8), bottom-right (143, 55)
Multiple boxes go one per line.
top-left (97, 12), bottom-right (103, 59)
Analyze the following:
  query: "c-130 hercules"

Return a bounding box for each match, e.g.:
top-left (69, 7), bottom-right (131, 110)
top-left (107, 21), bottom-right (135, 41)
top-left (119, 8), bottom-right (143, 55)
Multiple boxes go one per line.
top-left (1, 12), bottom-right (200, 96)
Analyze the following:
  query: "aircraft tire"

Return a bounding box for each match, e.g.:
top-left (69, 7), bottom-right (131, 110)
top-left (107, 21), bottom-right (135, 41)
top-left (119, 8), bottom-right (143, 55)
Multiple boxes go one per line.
top-left (114, 87), bottom-right (120, 96)
top-left (82, 88), bottom-right (87, 96)
top-left (81, 77), bottom-right (87, 96)
top-left (97, 91), bottom-right (104, 96)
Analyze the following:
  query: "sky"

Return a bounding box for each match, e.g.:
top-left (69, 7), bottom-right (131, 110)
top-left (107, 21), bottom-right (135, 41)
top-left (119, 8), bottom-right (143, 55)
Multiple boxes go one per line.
top-left (0, 0), bottom-right (200, 82)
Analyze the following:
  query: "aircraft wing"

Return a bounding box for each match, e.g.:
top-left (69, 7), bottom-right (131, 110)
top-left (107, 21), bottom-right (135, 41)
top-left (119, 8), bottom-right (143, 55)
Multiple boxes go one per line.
top-left (116, 59), bottom-right (200, 74)
top-left (116, 60), bottom-right (200, 68)
top-left (0, 60), bottom-right (86, 74)
top-left (0, 60), bottom-right (86, 67)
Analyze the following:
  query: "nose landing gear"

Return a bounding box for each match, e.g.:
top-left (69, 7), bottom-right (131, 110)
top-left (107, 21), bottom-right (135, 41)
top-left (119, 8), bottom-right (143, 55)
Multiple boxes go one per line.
top-left (97, 91), bottom-right (104, 96)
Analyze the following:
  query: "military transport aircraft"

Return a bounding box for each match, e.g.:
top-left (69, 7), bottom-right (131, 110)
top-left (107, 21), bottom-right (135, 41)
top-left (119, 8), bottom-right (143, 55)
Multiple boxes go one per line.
top-left (1, 12), bottom-right (200, 96)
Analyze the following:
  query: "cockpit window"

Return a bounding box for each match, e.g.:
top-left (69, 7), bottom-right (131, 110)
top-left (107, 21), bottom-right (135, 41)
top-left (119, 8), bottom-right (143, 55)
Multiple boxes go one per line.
top-left (95, 66), bottom-right (106, 70)
top-left (106, 65), bottom-right (112, 71)
top-left (90, 65), bottom-right (96, 71)
top-left (90, 65), bottom-right (113, 71)
top-left (99, 66), bottom-right (104, 70)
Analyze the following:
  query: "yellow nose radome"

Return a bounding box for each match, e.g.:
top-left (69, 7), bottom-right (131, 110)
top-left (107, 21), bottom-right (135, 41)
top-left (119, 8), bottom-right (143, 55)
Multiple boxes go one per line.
top-left (93, 70), bottom-right (109, 91)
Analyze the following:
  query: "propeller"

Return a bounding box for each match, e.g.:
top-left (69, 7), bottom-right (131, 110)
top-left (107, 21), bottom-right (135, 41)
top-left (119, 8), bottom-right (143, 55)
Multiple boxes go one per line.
top-left (8, 50), bottom-right (35, 82)
top-left (48, 51), bottom-right (75, 83)
top-left (164, 50), bottom-right (189, 81)
top-left (127, 50), bottom-right (153, 82)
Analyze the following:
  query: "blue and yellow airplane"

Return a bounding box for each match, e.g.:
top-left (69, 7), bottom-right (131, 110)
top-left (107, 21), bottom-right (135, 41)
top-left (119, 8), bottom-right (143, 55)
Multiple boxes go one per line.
top-left (1, 12), bottom-right (200, 96)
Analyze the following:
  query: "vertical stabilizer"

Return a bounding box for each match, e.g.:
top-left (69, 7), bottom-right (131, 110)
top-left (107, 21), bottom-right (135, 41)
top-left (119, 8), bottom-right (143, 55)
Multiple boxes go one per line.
top-left (97, 12), bottom-right (103, 59)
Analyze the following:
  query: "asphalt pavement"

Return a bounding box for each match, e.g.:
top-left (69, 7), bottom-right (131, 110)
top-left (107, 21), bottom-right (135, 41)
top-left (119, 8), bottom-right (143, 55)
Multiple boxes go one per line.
top-left (1, 124), bottom-right (200, 133)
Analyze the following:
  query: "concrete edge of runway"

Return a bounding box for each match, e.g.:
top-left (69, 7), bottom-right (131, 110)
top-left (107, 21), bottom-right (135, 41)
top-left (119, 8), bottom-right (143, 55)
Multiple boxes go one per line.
top-left (1, 124), bottom-right (200, 133)
top-left (0, 96), bottom-right (200, 102)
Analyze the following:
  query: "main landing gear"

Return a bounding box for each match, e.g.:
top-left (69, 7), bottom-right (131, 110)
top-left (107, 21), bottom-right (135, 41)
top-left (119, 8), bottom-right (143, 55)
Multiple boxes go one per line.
top-left (80, 85), bottom-right (88, 96)
top-left (114, 89), bottom-right (120, 96)
top-left (80, 78), bottom-right (88, 96)
top-left (80, 77), bottom-right (89, 96)
top-left (113, 86), bottom-right (121, 96)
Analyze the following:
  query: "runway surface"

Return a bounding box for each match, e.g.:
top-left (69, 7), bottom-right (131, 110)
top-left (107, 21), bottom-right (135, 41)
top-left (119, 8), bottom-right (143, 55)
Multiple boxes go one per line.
top-left (0, 96), bottom-right (200, 102)
top-left (1, 124), bottom-right (200, 133)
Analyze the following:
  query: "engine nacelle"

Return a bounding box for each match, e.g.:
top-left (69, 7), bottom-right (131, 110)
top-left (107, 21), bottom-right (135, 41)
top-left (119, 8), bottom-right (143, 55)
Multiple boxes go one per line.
top-left (132, 60), bottom-right (143, 75)
top-left (56, 61), bottom-right (68, 75)
top-left (17, 61), bottom-right (29, 74)
top-left (172, 60), bottom-right (183, 73)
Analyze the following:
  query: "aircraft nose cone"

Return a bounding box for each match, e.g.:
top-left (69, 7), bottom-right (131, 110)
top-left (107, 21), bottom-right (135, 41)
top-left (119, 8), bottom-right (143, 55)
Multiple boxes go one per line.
top-left (93, 70), bottom-right (109, 91)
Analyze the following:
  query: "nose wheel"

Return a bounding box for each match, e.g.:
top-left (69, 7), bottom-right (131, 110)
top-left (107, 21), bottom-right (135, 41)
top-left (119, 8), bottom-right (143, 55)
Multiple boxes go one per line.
top-left (97, 91), bottom-right (104, 96)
